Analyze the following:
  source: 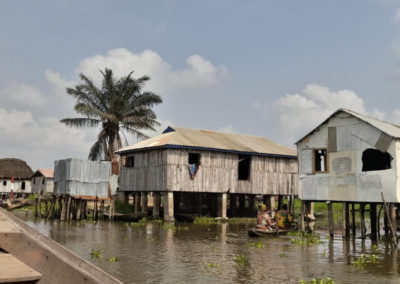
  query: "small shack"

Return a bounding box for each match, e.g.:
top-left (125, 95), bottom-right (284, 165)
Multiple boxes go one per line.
top-left (31, 169), bottom-right (54, 195)
top-left (297, 108), bottom-right (400, 240)
top-left (116, 126), bottom-right (298, 220)
top-left (53, 158), bottom-right (115, 221)
top-left (0, 158), bottom-right (33, 197)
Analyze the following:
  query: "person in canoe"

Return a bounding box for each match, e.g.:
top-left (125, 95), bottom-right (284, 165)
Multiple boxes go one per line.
top-left (256, 204), bottom-right (276, 231)
top-left (276, 204), bottom-right (293, 230)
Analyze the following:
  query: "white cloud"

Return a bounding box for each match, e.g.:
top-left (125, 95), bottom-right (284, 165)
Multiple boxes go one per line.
top-left (0, 82), bottom-right (45, 108)
top-left (0, 107), bottom-right (94, 169)
top-left (260, 84), bottom-right (389, 144)
top-left (395, 9), bottom-right (400, 22)
top-left (75, 48), bottom-right (228, 94)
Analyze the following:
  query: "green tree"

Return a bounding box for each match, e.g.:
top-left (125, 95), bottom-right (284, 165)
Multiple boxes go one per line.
top-left (61, 68), bottom-right (162, 161)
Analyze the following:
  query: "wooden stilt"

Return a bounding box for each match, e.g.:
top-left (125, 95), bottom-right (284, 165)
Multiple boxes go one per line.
top-left (66, 197), bottom-right (72, 221)
top-left (100, 200), bottom-right (104, 220)
top-left (34, 198), bottom-right (38, 217)
top-left (46, 197), bottom-right (55, 219)
top-left (109, 198), bottom-right (115, 221)
top-left (351, 203), bottom-right (356, 237)
top-left (327, 201), bottom-right (334, 238)
top-left (94, 199), bottom-right (98, 221)
top-left (342, 202), bottom-right (350, 238)
top-left (38, 197), bottom-right (42, 218)
top-left (277, 196), bottom-right (283, 210)
top-left (45, 201), bottom-right (48, 216)
top-left (76, 199), bottom-right (82, 220)
top-left (370, 203), bottom-right (377, 240)
top-left (390, 203), bottom-right (397, 238)
top-left (360, 203), bottom-right (366, 239)
top-left (300, 200), bottom-right (305, 231)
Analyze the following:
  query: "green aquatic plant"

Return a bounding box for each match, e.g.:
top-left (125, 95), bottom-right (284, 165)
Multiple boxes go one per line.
top-left (177, 225), bottom-right (189, 231)
top-left (193, 217), bottom-right (220, 225)
top-left (246, 241), bottom-right (264, 248)
top-left (162, 224), bottom-right (177, 231)
top-left (211, 246), bottom-right (217, 253)
top-left (123, 237), bottom-right (129, 241)
top-left (321, 251), bottom-right (326, 257)
top-left (279, 252), bottom-right (288, 257)
top-left (299, 277), bottom-right (335, 284)
top-left (352, 254), bottom-right (367, 267)
top-left (90, 247), bottom-right (103, 258)
top-left (227, 218), bottom-right (256, 224)
top-left (204, 261), bottom-right (220, 268)
top-left (107, 257), bottom-right (119, 262)
top-left (291, 232), bottom-right (322, 245)
top-left (371, 244), bottom-right (379, 254)
top-left (234, 254), bottom-right (248, 266)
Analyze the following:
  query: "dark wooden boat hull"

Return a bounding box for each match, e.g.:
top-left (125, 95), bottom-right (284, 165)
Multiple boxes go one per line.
top-left (248, 228), bottom-right (289, 237)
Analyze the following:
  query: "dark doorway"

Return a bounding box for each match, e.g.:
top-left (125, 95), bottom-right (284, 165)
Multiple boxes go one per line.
top-left (238, 155), bottom-right (251, 180)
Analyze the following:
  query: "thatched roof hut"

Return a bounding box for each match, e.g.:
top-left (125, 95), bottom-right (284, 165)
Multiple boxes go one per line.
top-left (0, 158), bottom-right (33, 180)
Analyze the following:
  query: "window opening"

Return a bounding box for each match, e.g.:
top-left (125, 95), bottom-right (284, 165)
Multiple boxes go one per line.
top-left (42, 178), bottom-right (45, 185)
top-left (314, 149), bottom-right (328, 172)
top-left (33, 179), bottom-right (36, 185)
top-left (238, 155), bottom-right (251, 180)
top-left (362, 149), bottom-right (392, 171)
top-left (124, 156), bottom-right (135, 167)
top-left (188, 153), bottom-right (200, 165)
top-left (21, 182), bottom-right (25, 190)
top-left (188, 153), bottom-right (200, 179)
top-left (2, 181), bottom-right (6, 186)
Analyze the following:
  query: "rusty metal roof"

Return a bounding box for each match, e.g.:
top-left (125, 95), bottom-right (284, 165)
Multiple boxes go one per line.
top-left (32, 169), bottom-right (54, 179)
top-left (116, 126), bottom-right (297, 158)
top-left (296, 108), bottom-right (400, 144)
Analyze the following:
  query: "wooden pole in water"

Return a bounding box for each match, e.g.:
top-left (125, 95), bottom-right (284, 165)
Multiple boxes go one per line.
top-left (351, 203), bottom-right (356, 237)
top-left (277, 195), bottom-right (283, 210)
top-left (381, 192), bottom-right (397, 245)
top-left (66, 196), bottom-right (71, 221)
top-left (370, 203), bottom-right (377, 240)
top-left (94, 199), bottom-right (98, 221)
top-left (342, 202), bottom-right (350, 238)
top-left (100, 200), bottom-right (104, 220)
top-left (360, 203), bottom-right (366, 239)
top-left (76, 199), bottom-right (82, 220)
top-left (327, 201), bottom-right (334, 238)
top-left (34, 198), bottom-right (38, 217)
top-left (300, 200), bottom-right (305, 231)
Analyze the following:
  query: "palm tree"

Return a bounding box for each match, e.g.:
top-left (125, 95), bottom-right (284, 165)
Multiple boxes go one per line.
top-left (61, 68), bottom-right (162, 161)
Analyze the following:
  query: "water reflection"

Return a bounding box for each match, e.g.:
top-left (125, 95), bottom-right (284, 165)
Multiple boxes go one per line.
top-left (15, 215), bottom-right (400, 284)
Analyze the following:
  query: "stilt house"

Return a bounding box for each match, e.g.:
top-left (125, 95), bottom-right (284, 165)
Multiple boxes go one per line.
top-left (297, 109), bottom-right (400, 203)
top-left (31, 169), bottom-right (54, 195)
top-left (54, 158), bottom-right (112, 199)
top-left (0, 158), bottom-right (33, 195)
top-left (116, 126), bottom-right (298, 220)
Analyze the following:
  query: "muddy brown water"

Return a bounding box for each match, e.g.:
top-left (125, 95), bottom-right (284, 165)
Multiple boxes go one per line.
top-left (14, 214), bottom-right (400, 284)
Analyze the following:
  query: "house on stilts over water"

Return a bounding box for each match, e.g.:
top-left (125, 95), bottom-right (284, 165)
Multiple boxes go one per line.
top-left (296, 108), bottom-right (400, 241)
top-left (116, 126), bottom-right (298, 221)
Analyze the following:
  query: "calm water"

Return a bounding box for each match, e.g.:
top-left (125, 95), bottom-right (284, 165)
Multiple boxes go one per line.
top-left (15, 213), bottom-right (400, 284)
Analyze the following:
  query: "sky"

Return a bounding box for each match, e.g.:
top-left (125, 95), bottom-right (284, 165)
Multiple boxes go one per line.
top-left (1, 0), bottom-right (400, 170)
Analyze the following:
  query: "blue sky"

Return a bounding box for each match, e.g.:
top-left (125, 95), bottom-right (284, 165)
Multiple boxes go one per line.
top-left (1, 0), bottom-right (400, 169)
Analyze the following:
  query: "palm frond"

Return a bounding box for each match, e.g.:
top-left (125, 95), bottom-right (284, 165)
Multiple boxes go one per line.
top-left (60, 118), bottom-right (100, 128)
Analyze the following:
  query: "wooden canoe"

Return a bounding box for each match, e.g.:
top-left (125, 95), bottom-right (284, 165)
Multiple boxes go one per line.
top-left (248, 228), bottom-right (290, 237)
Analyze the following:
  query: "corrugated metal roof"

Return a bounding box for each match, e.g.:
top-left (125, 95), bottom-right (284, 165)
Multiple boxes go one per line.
top-left (116, 126), bottom-right (297, 157)
top-left (33, 169), bottom-right (54, 179)
top-left (296, 108), bottom-right (400, 143)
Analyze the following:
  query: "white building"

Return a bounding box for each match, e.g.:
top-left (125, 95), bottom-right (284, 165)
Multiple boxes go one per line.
top-left (296, 109), bottom-right (400, 203)
top-left (0, 158), bottom-right (33, 195)
top-left (31, 169), bottom-right (54, 195)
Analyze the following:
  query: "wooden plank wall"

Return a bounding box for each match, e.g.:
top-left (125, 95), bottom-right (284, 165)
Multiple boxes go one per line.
top-left (166, 149), bottom-right (298, 195)
top-left (119, 150), bottom-right (167, 192)
top-left (119, 148), bottom-right (298, 195)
